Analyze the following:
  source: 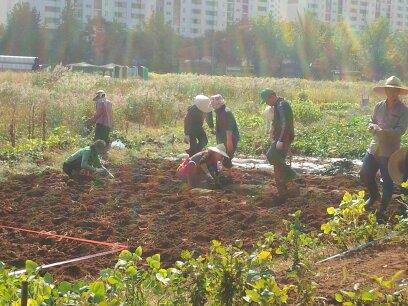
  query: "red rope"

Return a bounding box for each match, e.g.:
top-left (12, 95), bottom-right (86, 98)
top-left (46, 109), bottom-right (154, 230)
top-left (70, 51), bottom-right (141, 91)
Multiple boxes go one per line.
top-left (0, 225), bottom-right (127, 249)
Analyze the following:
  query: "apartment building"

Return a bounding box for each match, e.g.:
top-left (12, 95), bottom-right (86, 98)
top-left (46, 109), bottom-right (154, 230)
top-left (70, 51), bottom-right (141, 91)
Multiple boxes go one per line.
top-left (2, 0), bottom-right (408, 36)
top-left (289, 0), bottom-right (408, 32)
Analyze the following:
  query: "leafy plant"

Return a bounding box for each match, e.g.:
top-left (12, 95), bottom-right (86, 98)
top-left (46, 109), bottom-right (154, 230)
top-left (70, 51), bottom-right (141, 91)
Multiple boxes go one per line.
top-left (335, 271), bottom-right (407, 305)
top-left (321, 191), bottom-right (390, 250)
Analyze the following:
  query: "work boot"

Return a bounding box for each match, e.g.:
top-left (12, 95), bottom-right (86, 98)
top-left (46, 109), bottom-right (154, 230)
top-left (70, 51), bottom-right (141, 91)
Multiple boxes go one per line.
top-left (376, 208), bottom-right (387, 224)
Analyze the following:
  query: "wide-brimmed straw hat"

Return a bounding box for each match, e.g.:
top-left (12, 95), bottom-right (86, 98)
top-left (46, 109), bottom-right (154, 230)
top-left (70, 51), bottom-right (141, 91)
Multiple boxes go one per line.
top-left (208, 144), bottom-right (229, 158)
top-left (194, 95), bottom-right (212, 113)
top-left (93, 90), bottom-right (106, 101)
top-left (388, 148), bottom-right (408, 184)
top-left (373, 76), bottom-right (408, 96)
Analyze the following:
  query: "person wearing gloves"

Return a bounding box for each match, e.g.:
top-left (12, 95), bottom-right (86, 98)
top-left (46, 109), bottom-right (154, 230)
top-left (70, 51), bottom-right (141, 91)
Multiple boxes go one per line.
top-left (91, 90), bottom-right (113, 148)
top-left (184, 95), bottom-right (214, 156)
top-left (210, 94), bottom-right (240, 169)
top-left (360, 76), bottom-right (408, 222)
top-left (63, 140), bottom-right (114, 178)
top-left (177, 144), bottom-right (230, 188)
top-left (261, 89), bottom-right (296, 203)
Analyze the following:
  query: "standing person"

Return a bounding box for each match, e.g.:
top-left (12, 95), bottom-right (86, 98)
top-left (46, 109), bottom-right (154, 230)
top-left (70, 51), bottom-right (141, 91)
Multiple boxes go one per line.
top-left (261, 89), bottom-right (296, 203)
top-left (184, 95), bottom-right (214, 156)
top-left (91, 90), bottom-right (113, 149)
top-left (360, 76), bottom-right (408, 222)
top-left (210, 94), bottom-right (240, 169)
top-left (63, 140), bottom-right (114, 178)
top-left (177, 144), bottom-right (229, 188)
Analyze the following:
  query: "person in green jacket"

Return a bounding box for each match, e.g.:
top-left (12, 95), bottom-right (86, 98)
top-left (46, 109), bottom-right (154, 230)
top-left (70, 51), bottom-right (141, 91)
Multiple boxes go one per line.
top-left (63, 140), bottom-right (114, 178)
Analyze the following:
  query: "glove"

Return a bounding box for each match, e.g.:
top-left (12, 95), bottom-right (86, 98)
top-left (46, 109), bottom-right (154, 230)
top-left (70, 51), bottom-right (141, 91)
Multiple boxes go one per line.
top-left (276, 141), bottom-right (284, 151)
top-left (184, 135), bottom-right (190, 144)
top-left (368, 123), bottom-right (381, 133)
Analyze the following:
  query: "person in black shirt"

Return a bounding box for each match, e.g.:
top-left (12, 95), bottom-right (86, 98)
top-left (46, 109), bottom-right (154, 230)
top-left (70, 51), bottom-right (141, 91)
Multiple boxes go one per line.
top-left (184, 95), bottom-right (214, 156)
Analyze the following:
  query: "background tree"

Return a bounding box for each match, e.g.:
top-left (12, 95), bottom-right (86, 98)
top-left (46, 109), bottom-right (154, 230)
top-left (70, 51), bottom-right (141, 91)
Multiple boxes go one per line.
top-left (0, 3), bottom-right (44, 57)
top-left (50, 1), bottom-right (86, 64)
top-left (360, 18), bottom-right (392, 81)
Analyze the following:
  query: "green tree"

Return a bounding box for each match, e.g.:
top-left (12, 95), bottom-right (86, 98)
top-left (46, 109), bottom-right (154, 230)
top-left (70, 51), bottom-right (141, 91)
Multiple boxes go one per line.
top-left (50, 0), bottom-right (86, 64)
top-left (0, 2), bottom-right (44, 57)
top-left (360, 18), bottom-right (392, 80)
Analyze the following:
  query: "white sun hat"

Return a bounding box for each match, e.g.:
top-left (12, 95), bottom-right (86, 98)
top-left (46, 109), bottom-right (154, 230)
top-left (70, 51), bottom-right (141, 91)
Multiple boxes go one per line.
top-left (208, 143), bottom-right (229, 158)
top-left (193, 95), bottom-right (213, 113)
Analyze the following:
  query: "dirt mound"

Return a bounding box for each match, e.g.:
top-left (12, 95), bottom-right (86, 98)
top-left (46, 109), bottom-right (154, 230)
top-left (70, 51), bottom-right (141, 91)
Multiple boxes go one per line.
top-left (0, 159), bottom-right (405, 292)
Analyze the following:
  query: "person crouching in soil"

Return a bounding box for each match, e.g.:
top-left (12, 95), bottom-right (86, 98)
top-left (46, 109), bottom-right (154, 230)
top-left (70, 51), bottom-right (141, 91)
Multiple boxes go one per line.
top-left (184, 95), bottom-right (214, 156)
top-left (210, 94), bottom-right (240, 169)
top-left (177, 144), bottom-right (230, 188)
top-left (261, 89), bottom-right (297, 204)
top-left (360, 76), bottom-right (408, 223)
top-left (63, 140), bottom-right (114, 178)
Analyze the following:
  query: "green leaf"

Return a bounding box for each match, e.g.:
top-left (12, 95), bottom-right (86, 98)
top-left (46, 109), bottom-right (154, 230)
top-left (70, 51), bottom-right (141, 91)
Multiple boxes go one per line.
top-left (258, 250), bottom-right (271, 261)
top-left (43, 273), bottom-right (53, 284)
top-left (345, 291), bottom-right (356, 299)
top-left (107, 276), bottom-right (120, 285)
top-left (335, 292), bottom-right (343, 302)
top-left (245, 289), bottom-right (261, 303)
top-left (119, 250), bottom-right (132, 261)
top-left (275, 246), bottom-right (284, 255)
top-left (321, 223), bottom-right (332, 234)
top-left (58, 281), bottom-right (72, 293)
top-left (126, 266), bottom-right (137, 276)
top-left (327, 207), bottom-right (336, 215)
top-left (90, 281), bottom-right (105, 298)
top-left (361, 290), bottom-right (374, 301)
top-left (25, 260), bottom-right (39, 275)
top-left (134, 246), bottom-right (143, 257)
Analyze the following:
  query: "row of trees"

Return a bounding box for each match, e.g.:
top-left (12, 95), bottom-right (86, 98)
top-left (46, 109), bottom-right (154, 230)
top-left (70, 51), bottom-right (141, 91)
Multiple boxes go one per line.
top-left (0, 2), bottom-right (407, 80)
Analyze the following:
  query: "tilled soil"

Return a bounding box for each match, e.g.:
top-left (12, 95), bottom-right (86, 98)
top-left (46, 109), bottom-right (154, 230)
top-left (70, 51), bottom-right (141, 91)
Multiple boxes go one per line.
top-left (0, 158), bottom-right (406, 297)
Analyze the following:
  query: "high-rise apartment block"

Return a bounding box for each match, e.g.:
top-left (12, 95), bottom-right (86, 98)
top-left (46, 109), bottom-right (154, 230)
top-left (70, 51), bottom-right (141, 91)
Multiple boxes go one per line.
top-left (1, 0), bottom-right (408, 37)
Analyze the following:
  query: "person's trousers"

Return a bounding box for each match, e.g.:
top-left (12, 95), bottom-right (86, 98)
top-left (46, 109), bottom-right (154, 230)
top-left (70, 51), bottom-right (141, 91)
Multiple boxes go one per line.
top-left (187, 132), bottom-right (208, 157)
top-left (266, 141), bottom-right (296, 188)
top-left (63, 157), bottom-right (82, 177)
top-left (94, 123), bottom-right (111, 145)
top-left (360, 153), bottom-right (393, 210)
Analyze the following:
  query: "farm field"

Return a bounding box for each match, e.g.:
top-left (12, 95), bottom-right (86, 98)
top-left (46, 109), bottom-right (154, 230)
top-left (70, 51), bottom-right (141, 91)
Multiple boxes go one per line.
top-left (0, 70), bottom-right (407, 304)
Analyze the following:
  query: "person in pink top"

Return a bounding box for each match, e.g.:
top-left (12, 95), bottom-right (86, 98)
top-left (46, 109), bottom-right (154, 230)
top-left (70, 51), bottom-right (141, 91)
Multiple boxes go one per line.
top-left (91, 90), bottom-right (113, 148)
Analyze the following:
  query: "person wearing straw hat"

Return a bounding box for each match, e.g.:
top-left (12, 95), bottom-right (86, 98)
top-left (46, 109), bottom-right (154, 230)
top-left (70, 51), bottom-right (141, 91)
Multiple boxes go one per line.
top-left (260, 89), bottom-right (297, 203)
top-left (91, 90), bottom-right (113, 149)
top-left (210, 94), bottom-right (240, 169)
top-left (360, 76), bottom-right (408, 222)
top-left (184, 95), bottom-right (214, 156)
top-left (176, 144), bottom-right (229, 188)
top-left (63, 140), bottom-right (114, 179)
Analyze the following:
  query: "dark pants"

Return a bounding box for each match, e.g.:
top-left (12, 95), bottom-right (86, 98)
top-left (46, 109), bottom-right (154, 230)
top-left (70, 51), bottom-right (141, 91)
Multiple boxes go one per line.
top-left (187, 132), bottom-right (208, 157)
top-left (63, 157), bottom-right (82, 177)
top-left (360, 153), bottom-right (393, 210)
top-left (94, 123), bottom-right (111, 144)
top-left (266, 141), bottom-right (296, 188)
